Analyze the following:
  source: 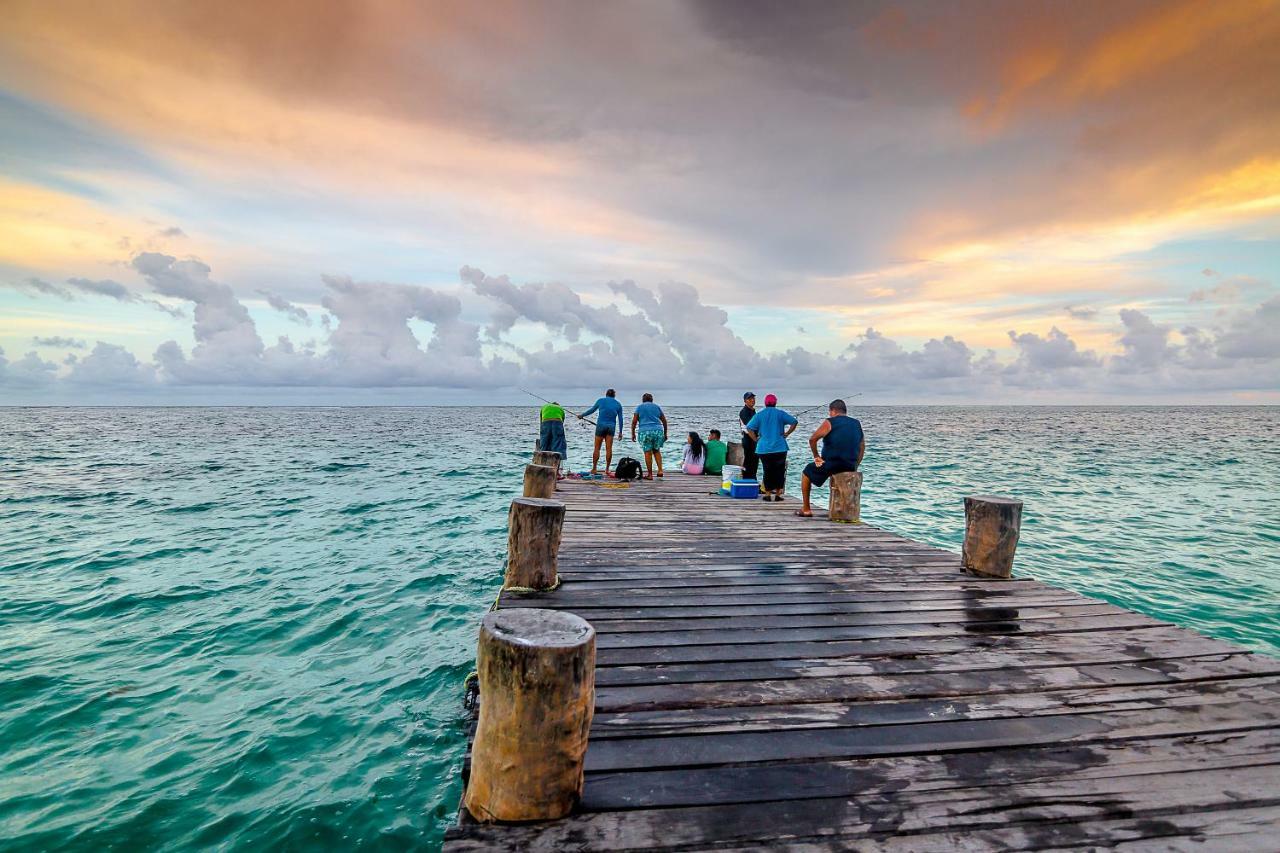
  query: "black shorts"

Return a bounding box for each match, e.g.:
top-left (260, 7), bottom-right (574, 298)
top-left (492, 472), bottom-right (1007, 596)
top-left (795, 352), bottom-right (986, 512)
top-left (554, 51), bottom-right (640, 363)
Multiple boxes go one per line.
top-left (803, 459), bottom-right (856, 487)
top-left (595, 425), bottom-right (616, 438)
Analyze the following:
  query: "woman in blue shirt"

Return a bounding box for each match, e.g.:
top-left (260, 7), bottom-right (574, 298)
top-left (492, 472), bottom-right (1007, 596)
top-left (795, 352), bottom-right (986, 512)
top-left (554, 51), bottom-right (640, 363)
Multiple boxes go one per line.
top-left (744, 393), bottom-right (798, 501)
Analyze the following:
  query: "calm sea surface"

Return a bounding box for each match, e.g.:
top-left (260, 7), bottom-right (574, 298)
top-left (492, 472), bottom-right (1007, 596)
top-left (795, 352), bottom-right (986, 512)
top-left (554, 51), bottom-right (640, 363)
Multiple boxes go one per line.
top-left (2, 406), bottom-right (1277, 850)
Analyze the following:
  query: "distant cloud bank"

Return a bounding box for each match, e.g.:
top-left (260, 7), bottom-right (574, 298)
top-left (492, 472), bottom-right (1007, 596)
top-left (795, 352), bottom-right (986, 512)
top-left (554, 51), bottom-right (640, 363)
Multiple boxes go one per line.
top-left (3, 255), bottom-right (1277, 402)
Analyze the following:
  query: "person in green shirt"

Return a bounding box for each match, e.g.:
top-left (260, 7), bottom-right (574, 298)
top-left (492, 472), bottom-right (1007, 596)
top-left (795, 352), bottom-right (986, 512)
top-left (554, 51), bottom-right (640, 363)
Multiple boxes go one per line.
top-left (538, 402), bottom-right (568, 462)
top-left (703, 429), bottom-right (728, 476)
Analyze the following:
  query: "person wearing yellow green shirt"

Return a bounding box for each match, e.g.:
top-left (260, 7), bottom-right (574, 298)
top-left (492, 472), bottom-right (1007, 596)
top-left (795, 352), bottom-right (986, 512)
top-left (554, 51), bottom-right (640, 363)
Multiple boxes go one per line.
top-left (538, 401), bottom-right (568, 463)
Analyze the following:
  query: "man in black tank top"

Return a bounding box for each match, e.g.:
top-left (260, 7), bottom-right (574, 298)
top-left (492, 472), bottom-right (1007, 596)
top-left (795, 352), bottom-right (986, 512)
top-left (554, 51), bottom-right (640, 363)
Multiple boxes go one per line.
top-left (796, 398), bottom-right (865, 517)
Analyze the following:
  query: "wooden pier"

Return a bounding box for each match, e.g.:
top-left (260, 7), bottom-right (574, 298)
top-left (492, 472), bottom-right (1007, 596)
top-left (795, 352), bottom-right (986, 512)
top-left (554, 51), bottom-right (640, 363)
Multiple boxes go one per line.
top-left (445, 472), bottom-right (1280, 850)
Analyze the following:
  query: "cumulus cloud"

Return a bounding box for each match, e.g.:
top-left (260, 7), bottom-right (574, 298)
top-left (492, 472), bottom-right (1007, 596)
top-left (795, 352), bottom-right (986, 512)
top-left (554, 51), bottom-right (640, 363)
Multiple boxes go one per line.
top-left (1215, 296), bottom-right (1280, 360)
top-left (0, 346), bottom-right (59, 387)
top-left (7, 256), bottom-right (1280, 399)
top-left (33, 336), bottom-right (87, 349)
top-left (64, 342), bottom-right (158, 386)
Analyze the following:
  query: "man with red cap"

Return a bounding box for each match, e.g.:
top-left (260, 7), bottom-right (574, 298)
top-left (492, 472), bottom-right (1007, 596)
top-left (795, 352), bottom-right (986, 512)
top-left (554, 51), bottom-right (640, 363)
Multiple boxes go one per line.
top-left (742, 393), bottom-right (798, 501)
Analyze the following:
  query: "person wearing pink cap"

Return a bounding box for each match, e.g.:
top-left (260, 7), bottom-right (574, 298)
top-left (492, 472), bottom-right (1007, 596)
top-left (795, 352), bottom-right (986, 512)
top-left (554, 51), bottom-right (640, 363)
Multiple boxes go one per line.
top-left (742, 393), bottom-right (798, 501)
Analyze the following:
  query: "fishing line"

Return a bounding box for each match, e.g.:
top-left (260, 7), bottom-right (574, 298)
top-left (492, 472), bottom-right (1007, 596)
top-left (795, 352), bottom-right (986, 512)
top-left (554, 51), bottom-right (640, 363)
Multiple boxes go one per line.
top-left (519, 387), bottom-right (597, 427)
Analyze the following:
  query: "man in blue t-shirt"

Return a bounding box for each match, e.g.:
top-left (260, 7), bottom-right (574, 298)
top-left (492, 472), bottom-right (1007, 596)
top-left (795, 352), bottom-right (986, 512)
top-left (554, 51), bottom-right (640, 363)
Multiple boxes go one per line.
top-left (797, 398), bottom-right (865, 517)
top-left (579, 388), bottom-right (625, 477)
top-left (629, 392), bottom-right (669, 479)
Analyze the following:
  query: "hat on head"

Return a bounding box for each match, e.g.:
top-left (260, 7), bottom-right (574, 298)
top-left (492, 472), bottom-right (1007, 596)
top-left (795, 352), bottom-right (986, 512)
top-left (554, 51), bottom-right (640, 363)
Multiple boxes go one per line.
top-left (743, 391), bottom-right (755, 400)
top-left (764, 393), bottom-right (778, 406)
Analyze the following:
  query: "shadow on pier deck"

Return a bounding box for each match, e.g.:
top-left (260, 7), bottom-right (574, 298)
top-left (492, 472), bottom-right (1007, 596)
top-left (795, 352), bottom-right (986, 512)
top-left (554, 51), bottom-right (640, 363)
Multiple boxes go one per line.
top-left (445, 473), bottom-right (1280, 851)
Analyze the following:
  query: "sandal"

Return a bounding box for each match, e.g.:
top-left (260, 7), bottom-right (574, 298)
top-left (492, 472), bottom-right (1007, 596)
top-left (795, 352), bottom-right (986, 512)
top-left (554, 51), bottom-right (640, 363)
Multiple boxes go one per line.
top-left (760, 494), bottom-right (773, 502)
top-left (795, 509), bottom-right (813, 518)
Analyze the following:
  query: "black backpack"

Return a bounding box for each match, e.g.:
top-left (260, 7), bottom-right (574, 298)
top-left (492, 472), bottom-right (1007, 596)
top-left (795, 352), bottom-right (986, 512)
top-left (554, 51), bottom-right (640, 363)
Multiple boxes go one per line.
top-left (615, 457), bottom-right (642, 481)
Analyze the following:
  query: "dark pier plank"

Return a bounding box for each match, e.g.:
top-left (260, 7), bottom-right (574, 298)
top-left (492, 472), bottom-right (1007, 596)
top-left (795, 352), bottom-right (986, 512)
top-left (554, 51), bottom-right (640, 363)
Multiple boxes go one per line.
top-left (445, 473), bottom-right (1280, 851)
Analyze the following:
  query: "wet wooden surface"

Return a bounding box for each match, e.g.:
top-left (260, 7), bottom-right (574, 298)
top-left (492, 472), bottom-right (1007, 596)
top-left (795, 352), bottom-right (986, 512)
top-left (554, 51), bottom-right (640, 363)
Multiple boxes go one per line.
top-left (445, 473), bottom-right (1280, 851)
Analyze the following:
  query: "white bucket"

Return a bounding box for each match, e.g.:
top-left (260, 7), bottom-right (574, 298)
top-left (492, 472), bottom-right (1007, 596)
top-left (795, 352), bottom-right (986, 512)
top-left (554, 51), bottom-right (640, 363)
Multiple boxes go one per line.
top-left (722, 464), bottom-right (742, 482)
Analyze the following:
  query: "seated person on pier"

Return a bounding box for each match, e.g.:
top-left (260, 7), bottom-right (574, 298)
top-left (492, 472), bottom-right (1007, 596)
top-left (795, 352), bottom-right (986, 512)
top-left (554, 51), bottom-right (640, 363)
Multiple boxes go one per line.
top-left (681, 431), bottom-right (706, 475)
top-left (796, 398), bottom-right (864, 518)
top-left (702, 429), bottom-right (727, 476)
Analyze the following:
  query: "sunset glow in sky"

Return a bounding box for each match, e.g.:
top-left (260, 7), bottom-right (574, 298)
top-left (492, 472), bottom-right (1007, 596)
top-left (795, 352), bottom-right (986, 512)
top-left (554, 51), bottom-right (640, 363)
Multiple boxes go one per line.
top-left (1, 0), bottom-right (1278, 403)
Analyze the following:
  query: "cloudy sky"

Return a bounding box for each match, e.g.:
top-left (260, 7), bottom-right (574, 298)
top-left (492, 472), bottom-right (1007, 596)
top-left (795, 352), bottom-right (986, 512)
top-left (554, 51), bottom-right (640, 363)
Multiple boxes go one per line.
top-left (1, 0), bottom-right (1277, 404)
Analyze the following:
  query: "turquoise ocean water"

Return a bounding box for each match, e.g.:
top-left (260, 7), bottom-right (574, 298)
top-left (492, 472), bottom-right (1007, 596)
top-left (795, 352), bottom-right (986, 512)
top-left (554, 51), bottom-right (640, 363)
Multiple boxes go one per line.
top-left (2, 406), bottom-right (1277, 850)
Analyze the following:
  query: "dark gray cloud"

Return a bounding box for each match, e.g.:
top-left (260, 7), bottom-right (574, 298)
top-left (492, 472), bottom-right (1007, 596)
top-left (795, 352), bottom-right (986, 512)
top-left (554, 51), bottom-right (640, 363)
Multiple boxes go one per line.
top-left (32, 336), bottom-right (87, 349)
top-left (256, 289), bottom-right (311, 324)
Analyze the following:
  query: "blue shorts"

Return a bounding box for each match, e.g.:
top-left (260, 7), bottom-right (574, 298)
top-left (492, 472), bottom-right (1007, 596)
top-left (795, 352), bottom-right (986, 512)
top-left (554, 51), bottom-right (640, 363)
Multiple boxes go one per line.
top-left (595, 425), bottom-right (616, 438)
top-left (638, 430), bottom-right (665, 452)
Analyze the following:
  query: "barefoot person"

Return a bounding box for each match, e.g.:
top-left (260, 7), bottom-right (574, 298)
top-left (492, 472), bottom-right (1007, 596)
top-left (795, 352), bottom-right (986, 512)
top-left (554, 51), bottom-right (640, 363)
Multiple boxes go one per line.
top-left (630, 392), bottom-right (668, 479)
top-left (743, 393), bottom-right (797, 502)
top-left (797, 398), bottom-right (865, 517)
top-left (578, 388), bottom-right (624, 476)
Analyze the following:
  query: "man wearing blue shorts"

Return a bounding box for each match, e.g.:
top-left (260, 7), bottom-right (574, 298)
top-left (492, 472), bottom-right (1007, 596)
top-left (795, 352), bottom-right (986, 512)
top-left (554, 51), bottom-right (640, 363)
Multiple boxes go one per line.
top-left (630, 392), bottom-right (669, 479)
top-left (579, 388), bottom-right (625, 477)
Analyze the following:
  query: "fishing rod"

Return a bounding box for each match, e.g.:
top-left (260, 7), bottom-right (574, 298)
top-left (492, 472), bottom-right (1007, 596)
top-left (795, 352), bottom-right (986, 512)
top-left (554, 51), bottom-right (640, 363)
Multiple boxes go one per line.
top-left (790, 392), bottom-right (864, 419)
top-left (519, 387), bottom-right (597, 426)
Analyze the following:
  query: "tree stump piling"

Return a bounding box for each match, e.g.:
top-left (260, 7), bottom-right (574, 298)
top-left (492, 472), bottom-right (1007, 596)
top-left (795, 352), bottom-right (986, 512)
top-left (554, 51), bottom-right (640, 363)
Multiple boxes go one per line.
top-left (962, 495), bottom-right (1023, 578)
top-left (829, 471), bottom-right (862, 523)
top-left (505, 497), bottom-right (566, 590)
top-left (463, 608), bottom-right (595, 823)
top-left (523, 463), bottom-right (558, 499)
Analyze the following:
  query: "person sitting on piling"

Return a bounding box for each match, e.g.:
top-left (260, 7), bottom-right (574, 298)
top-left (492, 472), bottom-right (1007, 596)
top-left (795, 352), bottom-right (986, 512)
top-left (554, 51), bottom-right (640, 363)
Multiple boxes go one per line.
top-left (796, 398), bottom-right (865, 518)
top-left (538, 400), bottom-right (568, 476)
top-left (630, 392), bottom-right (668, 480)
top-left (703, 429), bottom-right (727, 476)
top-left (743, 393), bottom-right (797, 502)
top-left (681, 431), bottom-right (706, 475)
top-left (578, 388), bottom-right (624, 477)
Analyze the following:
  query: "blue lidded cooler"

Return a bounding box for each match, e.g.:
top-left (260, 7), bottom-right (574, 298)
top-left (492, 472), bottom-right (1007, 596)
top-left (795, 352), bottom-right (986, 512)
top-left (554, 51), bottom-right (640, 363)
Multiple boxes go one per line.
top-left (727, 479), bottom-right (760, 499)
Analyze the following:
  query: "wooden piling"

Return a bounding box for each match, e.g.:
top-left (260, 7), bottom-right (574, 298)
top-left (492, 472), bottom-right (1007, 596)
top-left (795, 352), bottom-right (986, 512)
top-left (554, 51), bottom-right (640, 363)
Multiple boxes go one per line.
top-left (962, 494), bottom-right (1023, 578)
top-left (505, 497), bottom-right (565, 590)
top-left (522, 463), bottom-right (558, 499)
top-left (463, 608), bottom-right (595, 823)
top-left (726, 441), bottom-right (744, 467)
top-left (828, 471), bottom-right (862, 523)
top-left (532, 450), bottom-right (561, 473)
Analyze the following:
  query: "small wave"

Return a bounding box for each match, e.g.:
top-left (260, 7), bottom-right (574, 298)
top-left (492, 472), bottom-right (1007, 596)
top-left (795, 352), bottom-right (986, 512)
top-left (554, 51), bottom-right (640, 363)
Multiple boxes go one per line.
top-left (318, 462), bottom-right (369, 472)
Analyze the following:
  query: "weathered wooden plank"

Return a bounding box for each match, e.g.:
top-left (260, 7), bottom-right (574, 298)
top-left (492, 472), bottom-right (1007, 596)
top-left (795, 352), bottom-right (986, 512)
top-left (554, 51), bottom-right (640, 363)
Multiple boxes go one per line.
top-left (591, 629), bottom-right (1266, 687)
top-left (588, 676), bottom-right (1280, 739)
top-left (593, 653), bottom-right (1280, 714)
top-left (583, 698), bottom-right (1280, 772)
top-left (594, 612), bottom-right (1168, 650)
top-left (594, 619), bottom-right (1176, 666)
top-left (445, 766), bottom-right (1280, 850)
top-left (582, 724), bottom-right (1280, 809)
